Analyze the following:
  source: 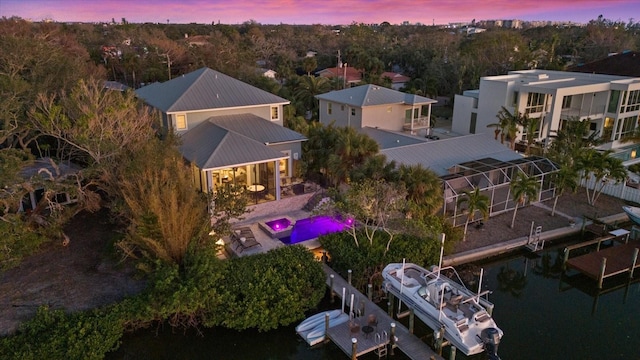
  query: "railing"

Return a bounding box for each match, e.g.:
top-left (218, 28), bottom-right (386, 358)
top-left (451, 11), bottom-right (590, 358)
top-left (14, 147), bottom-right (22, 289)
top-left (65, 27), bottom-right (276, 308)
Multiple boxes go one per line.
top-left (402, 116), bottom-right (430, 131)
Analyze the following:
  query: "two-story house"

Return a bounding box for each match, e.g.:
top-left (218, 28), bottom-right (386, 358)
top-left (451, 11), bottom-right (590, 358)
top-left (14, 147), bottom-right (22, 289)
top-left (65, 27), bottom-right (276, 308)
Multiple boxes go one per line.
top-left (315, 84), bottom-right (437, 136)
top-left (135, 67), bottom-right (306, 203)
top-left (452, 69), bottom-right (640, 159)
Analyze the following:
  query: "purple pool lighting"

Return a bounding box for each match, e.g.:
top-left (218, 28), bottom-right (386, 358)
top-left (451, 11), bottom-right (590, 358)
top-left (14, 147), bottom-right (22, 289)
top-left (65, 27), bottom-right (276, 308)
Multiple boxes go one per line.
top-left (280, 215), bottom-right (352, 245)
top-left (265, 218), bottom-right (292, 231)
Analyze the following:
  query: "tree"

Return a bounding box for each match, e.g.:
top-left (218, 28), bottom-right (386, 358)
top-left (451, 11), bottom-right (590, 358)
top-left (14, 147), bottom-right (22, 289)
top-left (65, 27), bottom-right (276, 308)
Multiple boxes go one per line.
top-left (294, 75), bottom-right (330, 119)
top-left (578, 149), bottom-right (626, 205)
top-left (334, 179), bottom-right (407, 254)
top-left (522, 117), bottom-right (541, 155)
top-left (301, 56), bottom-right (317, 76)
top-left (550, 167), bottom-right (578, 217)
top-left (457, 187), bottom-right (489, 241)
top-left (115, 138), bottom-right (212, 266)
top-left (509, 171), bottom-right (540, 228)
top-left (397, 164), bottom-right (443, 216)
top-left (496, 106), bottom-right (528, 150)
top-left (28, 78), bottom-right (156, 197)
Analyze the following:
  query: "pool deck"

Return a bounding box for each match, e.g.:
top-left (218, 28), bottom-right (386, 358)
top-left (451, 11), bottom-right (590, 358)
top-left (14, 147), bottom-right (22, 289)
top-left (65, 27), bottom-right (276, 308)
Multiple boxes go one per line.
top-left (224, 193), bottom-right (321, 257)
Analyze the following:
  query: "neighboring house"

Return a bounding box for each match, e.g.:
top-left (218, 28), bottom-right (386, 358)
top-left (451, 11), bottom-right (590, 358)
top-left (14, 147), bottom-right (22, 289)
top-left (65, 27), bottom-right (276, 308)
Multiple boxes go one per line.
top-left (316, 66), bottom-right (362, 87)
top-left (18, 158), bottom-right (80, 213)
top-left (315, 84), bottom-right (437, 136)
top-left (452, 69), bottom-right (640, 156)
top-left (257, 68), bottom-right (277, 79)
top-left (380, 72), bottom-right (410, 90)
top-left (568, 50), bottom-right (640, 77)
top-left (135, 67), bottom-right (306, 202)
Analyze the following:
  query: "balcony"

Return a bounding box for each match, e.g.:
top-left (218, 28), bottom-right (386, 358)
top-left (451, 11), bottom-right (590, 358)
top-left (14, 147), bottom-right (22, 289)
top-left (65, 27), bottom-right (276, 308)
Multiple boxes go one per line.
top-left (403, 116), bottom-right (431, 131)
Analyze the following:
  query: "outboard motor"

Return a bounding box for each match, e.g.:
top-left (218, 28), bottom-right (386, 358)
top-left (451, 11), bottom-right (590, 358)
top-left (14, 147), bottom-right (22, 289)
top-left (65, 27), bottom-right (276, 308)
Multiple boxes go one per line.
top-left (481, 328), bottom-right (501, 360)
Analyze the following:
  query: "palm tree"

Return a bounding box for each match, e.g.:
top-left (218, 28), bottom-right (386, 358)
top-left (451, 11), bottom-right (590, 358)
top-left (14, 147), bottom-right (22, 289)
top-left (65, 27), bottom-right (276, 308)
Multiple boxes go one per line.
top-left (509, 171), bottom-right (541, 228)
top-left (550, 167), bottom-right (578, 216)
top-left (398, 164), bottom-right (444, 216)
top-left (582, 150), bottom-right (627, 205)
top-left (522, 117), bottom-right (541, 155)
top-left (295, 75), bottom-right (330, 119)
top-left (496, 106), bottom-right (528, 150)
top-left (457, 187), bottom-right (490, 241)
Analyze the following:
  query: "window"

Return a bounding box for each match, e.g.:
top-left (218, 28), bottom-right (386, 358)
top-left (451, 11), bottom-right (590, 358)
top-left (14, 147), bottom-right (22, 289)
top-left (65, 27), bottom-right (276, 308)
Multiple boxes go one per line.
top-left (615, 116), bottom-right (638, 140)
top-left (525, 93), bottom-right (545, 114)
top-left (271, 106), bottom-right (279, 120)
top-left (469, 113), bottom-right (477, 134)
top-left (175, 114), bottom-right (186, 130)
top-left (387, 106), bottom-right (392, 113)
top-left (623, 90), bottom-right (640, 113)
top-left (351, 108), bottom-right (356, 116)
top-left (512, 91), bottom-right (519, 107)
top-left (562, 96), bottom-right (572, 109)
top-left (327, 103), bottom-right (332, 115)
top-left (341, 105), bottom-right (345, 111)
top-left (608, 90), bottom-right (621, 113)
top-left (413, 108), bottom-right (419, 118)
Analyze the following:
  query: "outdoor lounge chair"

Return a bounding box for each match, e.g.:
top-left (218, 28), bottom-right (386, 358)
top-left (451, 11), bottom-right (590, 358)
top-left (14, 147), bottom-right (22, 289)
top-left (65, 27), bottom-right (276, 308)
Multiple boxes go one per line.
top-left (231, 227), bottom-right (262, 253)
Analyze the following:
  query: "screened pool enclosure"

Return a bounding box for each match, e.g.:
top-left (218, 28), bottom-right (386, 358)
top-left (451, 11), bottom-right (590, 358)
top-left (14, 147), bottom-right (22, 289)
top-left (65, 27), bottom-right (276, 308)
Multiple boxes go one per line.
top-left (442, 156), bottom-right (561, 227)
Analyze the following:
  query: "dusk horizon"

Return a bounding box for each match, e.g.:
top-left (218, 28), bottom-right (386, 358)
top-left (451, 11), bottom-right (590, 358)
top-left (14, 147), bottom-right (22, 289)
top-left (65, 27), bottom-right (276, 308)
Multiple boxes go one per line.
top-left (2, 0), bottom-right (639, 26)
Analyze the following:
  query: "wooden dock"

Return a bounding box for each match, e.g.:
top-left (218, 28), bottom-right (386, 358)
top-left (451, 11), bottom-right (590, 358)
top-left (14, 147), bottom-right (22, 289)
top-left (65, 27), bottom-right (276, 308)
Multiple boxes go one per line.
top-left (323, 264), bottom-right (443, 360)
top-left (565, 239), bottom-right (640, 288)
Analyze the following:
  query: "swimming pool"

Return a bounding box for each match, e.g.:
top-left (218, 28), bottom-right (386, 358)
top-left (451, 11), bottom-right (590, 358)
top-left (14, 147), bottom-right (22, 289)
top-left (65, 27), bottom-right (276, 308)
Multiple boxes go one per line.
top-left (279, 215), bottom-right (353, 245)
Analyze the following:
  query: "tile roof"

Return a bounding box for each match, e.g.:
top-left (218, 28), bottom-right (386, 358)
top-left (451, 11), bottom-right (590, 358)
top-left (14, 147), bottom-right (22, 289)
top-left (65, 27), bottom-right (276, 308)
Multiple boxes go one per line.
top-left (316, 66), bottom-right (362, 83)
top-left (316, 84), bottom-right (437, 107)
top-left (179, 114), bottom-right (305, 170)
top-left (135, 67), bottom-right (289, 113)
top-left (381, 72), bottom-right (410, 83)
top-left (380, 133), bottom-right (522, 176)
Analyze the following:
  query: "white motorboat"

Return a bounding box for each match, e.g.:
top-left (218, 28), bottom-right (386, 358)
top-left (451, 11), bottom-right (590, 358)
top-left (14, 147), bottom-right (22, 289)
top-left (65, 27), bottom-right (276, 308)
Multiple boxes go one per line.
top-left (295, 309), bottom-right (349, 346)
top-left (382, 262), bottom-right (503, 357)
top-left (622, 206), bottom-right (640, 226)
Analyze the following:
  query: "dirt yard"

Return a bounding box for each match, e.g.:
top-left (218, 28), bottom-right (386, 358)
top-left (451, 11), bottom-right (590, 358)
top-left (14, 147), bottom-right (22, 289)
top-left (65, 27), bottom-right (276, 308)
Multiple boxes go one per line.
top-left (0, 210), bottom-right (146, 336)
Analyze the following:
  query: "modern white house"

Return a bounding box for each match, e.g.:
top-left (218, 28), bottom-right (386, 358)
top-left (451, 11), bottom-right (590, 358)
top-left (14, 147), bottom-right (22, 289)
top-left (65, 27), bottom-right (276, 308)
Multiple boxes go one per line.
top-left (135, 67), bottom-right (307, 202)
top-left (315, 84), bottom-right (437, 136)
top-left (452, 69), bottom-right (640, 159)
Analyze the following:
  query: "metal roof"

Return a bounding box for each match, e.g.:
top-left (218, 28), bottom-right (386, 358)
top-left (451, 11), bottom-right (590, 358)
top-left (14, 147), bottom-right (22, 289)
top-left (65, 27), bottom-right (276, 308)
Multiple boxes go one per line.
top-left (380, 133), bottom-right (523, 176)
top-left (359, 127), bottom-right (427, 149)
top-left (208, 114), bottom-right (307, 145)
top-left (135, 67), bottom-right (289, 113)
top-left (179, 114), bottom-right (304, 170)
top-left (315, 84), bottom-right (436, 107)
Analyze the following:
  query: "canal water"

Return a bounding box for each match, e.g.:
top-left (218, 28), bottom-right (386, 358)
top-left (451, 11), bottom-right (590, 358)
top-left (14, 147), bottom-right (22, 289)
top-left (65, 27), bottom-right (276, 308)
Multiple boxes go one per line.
top-left (108, 240), bottom-right (640, 360)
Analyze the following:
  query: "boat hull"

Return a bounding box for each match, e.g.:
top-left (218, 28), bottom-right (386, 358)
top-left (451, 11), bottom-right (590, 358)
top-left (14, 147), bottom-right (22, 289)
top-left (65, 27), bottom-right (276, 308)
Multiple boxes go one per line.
top-left (382, 263), bottom-right (502, 356)
top-left (623, 206), bottom-right (640, 226)
top-left (295, 309), bottom-right (342, 333)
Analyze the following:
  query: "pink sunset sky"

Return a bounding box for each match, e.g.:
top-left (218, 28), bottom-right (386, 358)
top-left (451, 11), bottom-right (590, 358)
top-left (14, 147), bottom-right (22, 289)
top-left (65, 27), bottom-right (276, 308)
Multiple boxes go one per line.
top-left (1, 0), bottom-right (638, 25)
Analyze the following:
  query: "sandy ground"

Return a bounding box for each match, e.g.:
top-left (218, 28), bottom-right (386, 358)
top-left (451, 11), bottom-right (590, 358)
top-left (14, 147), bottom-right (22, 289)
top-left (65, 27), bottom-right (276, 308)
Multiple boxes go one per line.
top-left (454, 187), bottom-right (630, 253)
top-left (0, 210), bottom-right (146, 336)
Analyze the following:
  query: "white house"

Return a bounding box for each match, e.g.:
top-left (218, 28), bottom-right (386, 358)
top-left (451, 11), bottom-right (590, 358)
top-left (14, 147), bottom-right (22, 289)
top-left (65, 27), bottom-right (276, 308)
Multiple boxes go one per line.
top-left (315, 84), bottom-right (437, 136)
top-left (452, 69), bottom-right (640, 155)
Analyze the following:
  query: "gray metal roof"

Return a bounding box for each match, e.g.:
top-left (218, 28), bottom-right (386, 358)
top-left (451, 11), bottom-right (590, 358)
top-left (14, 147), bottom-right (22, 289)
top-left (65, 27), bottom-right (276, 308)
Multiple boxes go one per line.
top-left (135, 67), bottom-right (289, 113)
top-left (209, 114), bottom-right (307, 145)
top-left (359, 127), bottom-right (427, 149)
top-left (380, 133), bottom-right (523, 176)
top-left (180, 121), bottom-right (288, 170)
top-left (179, 114), bottom-right (305, 170)
top-left (315, 84), bottom-right (437, 107)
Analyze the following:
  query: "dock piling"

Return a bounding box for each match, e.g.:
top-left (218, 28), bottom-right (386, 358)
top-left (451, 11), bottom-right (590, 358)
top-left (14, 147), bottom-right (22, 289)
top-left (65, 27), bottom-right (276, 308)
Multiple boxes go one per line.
top-left (330, 274), bottom-right (335, 303)
top-left (351, 338), bottom-right (357, 360)
top-left (348, 269), bottom-right (352, 285)
top-left (630, 248), bottom-right (639, 279)
top-left (449, 346), bottom-right (457, 360)
top-left (598, 257), bottom-right (607, 289)
top-left (389, 322), bottom-right (396, 355)
top-left (409, 308), bottom-right (415, 334)
top-left (367, 283), bottom-right (372, 301)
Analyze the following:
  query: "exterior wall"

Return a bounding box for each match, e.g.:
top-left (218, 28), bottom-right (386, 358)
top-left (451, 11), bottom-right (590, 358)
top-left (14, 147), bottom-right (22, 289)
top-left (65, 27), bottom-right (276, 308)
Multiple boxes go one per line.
top-left (168, 104), bottom-right (283, 134)
top-left (452, 71), bottom-right (640, 149)
top-left (318, 100), bottom-right (358, 128)
top-left (451, 95), bottom-right (476, 134)
top-left (361, 104), bottom-right (404, 131)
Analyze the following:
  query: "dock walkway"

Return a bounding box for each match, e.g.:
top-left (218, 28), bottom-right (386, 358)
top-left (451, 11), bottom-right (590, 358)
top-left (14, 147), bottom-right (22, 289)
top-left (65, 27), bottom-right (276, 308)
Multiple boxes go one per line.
top-left (565, 240), bottom-right (640, 288)
top-left (323, 264), bottom-right (443, 360)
